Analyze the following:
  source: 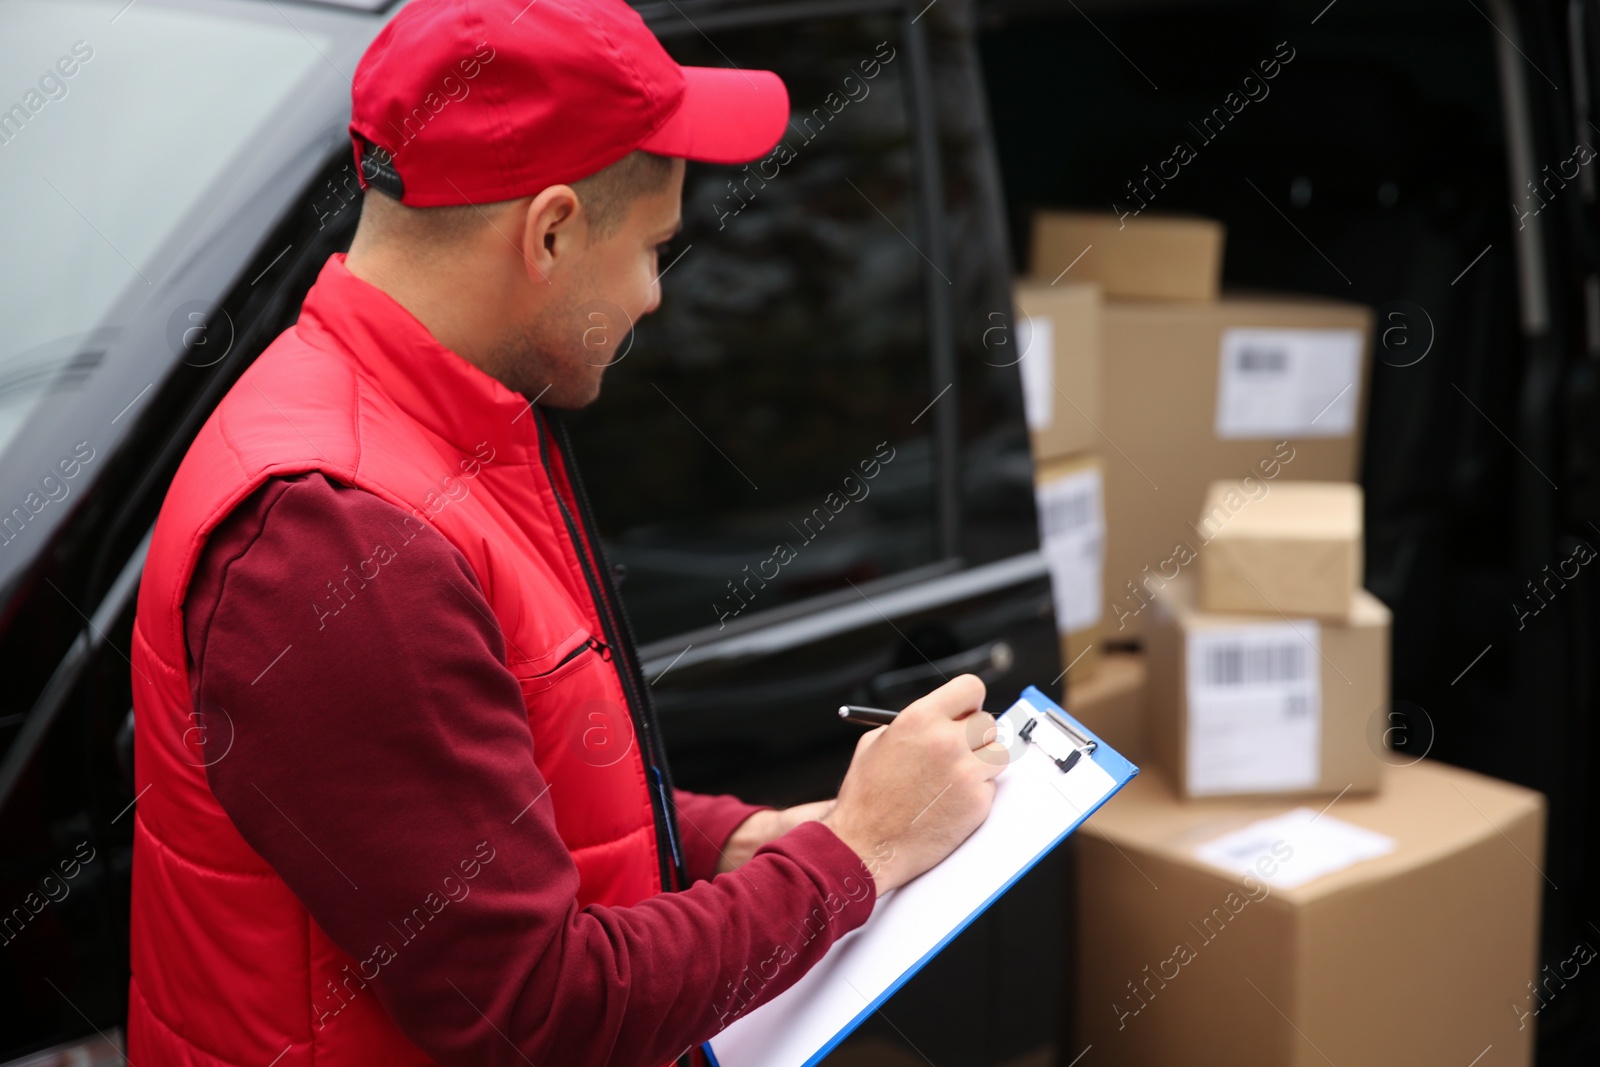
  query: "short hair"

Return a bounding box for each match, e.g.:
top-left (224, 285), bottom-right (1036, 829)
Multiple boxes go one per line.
top-left (357, 149), bottom-right (675, 246)
top-left (570, 150), bottom-right (676, 237)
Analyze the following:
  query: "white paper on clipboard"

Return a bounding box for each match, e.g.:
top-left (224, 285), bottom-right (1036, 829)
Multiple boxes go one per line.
top-left (706, 688), bottom-right (1137, 1067)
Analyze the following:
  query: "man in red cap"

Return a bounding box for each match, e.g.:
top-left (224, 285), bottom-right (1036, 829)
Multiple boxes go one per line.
top-left (126, 1), bottom-right (1004, 1064)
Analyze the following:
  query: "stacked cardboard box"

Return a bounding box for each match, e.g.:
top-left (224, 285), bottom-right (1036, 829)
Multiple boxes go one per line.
top-left (1033, 453), bottom-right (1105, 681)
top-left (1147, 570), bottom-right (1387, 799)
top-left (1017, 209), bottom-right (1544, 1064)
top-left (1031, 211), bottom-right (1224, 302)
top-left (1065, 650), bottom-right (1146, 762)
top-left (1198, 480), bottom-right (1364, 617)
top-left (1014, 279), bottom-right (1100, 461)
top-left (1075, 762), bottom-right (1544, 1067)
top-left (1017, 280), bottom-right (1106, 685)
top-left (1147, 484), bottom-right (1381, 801)
top-left (1027, 211), bottom-right (1372, 642)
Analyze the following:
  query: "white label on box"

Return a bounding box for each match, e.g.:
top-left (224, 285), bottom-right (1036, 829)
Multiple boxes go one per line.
top-left (1214, 327), bottom-right (1362, 439)
top-left (1015, 314), bottom-right (1054, 431)
top-left (1035, 466), bottom-right (1104, 634)
top-left (1185, 622), bottom-right (1321, 795)
top-left (1194, 807), bottom-right (1398, 889)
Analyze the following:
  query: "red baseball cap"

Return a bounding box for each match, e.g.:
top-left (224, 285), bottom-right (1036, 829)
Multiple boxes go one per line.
top-left (349, 0), bottom-right (789, 207)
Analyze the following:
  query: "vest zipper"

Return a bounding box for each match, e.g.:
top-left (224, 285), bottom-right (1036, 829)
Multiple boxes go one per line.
top-left (531, 407), bottom-right (687, 894)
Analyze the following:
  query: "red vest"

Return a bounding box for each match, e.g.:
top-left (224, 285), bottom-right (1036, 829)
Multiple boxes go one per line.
top-left (127, 253), bottom-right (683, 1066)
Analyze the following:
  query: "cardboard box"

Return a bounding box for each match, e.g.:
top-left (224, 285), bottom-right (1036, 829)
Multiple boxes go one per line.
top-left (1035, 454), bottom-right (1105, 679)
top-left (1074, 760), bottom-right (1545, 1067)
top-left (1198, 481), bottom-right (1363, 618)
top-left (1029, 211), bottom-right (1224, 302)
top-left (1065, 650), bottom-right (1146, 761)
top-left (1099, 295), bottom-right (1373, 638)
top-left (1145, 576), bottom-right (1386, 799)
top-left (1014, 280), bottom-right (1101, 461)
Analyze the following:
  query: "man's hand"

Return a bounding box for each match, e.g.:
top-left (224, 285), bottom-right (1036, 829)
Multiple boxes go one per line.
top-left (820, 674), bottom-right (1006, 895)
top-left (715, 800), bottom-right (837, 873)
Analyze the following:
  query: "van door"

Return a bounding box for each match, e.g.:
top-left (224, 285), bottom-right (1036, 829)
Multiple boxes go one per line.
top-left (573, 2), bottom-right (1062, 1061)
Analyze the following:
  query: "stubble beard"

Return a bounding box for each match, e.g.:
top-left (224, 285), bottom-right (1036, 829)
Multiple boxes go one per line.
top-left (487, 305), bottom-right (604, 410)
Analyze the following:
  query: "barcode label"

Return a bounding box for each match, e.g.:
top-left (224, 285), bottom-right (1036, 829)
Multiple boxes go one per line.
top-left (1041, 490), bottom-right (1094, 538)
top-left (1185, 622), bottom-right (1322, 795)
top-left (1204, 642), bottom-right (1309, 687)
top-left (1215, 327), bottom-right (1362, 438)
top-left (1236, 347), bottom-right (1288, 374)
top-left (1035, 466), bottom-right (1104, 634)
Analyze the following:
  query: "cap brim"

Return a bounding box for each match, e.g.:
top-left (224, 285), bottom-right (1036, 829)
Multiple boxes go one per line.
top-left (638, 66), bottom-right (789, 164)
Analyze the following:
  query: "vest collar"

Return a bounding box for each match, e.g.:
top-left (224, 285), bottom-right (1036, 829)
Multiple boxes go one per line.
top-left (298, 253), bottom-right (539, 466)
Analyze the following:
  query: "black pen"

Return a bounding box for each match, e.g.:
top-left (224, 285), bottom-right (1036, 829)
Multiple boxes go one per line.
top-left (837, 704), bottom-right (1007, 727)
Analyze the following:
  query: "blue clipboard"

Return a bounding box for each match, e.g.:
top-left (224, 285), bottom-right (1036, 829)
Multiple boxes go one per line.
top-left (705, 685), bottom-right (1139, 1067)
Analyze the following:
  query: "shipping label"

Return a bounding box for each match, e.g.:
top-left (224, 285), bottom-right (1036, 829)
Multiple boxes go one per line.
top-left (1035, 465), bottom-right (1104, 634)
top-left (1214, 327), bottom-right (1362, 438)
top-left (1016, 314), bottom-right (1054, 432)
top-left (1195, 807), bottom-right (1398, 889)
top-left (1185, 621), bottom-right (1321, 795)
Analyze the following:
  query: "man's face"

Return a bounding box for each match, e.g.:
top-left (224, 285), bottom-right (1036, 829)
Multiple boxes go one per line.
top-left (491, 157), bottom-right (685, 407)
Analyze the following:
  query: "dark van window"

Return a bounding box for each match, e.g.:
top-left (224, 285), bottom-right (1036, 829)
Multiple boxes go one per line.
top-left (568, 14), bottom-right (940, 646)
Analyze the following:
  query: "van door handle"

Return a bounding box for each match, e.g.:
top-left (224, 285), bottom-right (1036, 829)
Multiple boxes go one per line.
top-left (868, 640), bottom-right (1015, 701)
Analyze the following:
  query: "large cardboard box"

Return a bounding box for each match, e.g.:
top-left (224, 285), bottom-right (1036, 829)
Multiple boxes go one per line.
top-left (1065, 650), bottom-right (1146, 761)
top-left (1074, 761), bottom-right (1545, 1067)
top-left (1035, 454), bottom-right (1105, 680)
top-left (1014, 280), bottom-right (1100, 461)
top-left (1029, 211), bottom-right (1223, 302)
top-left (1099, 296), bottom-right (1372, 639)
top-left (1198, 481), bottom-right (1363, 618)
top-left (1146, 576), bottom-right (1386, 799)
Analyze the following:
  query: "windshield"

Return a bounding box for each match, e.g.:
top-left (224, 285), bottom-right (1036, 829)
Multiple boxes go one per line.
top-left (0, 0), bottom-right (351, 458)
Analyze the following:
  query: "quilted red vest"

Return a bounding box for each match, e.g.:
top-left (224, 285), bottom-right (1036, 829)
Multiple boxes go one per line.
top-left (127, 253), bottom-right (684, 1066)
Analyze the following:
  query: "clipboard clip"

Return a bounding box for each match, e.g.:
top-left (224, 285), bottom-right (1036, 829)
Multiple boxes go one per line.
top-left (1015, 703), bottom-right (1098, 774)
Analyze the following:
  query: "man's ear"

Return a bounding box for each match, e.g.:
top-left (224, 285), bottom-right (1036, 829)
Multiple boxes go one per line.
top-left (517, 185), bottom-right (581, 285)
